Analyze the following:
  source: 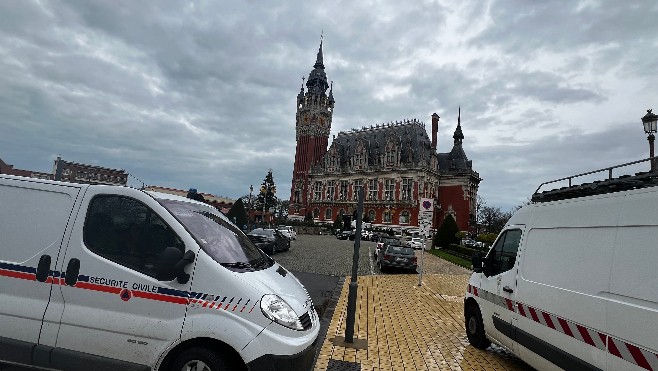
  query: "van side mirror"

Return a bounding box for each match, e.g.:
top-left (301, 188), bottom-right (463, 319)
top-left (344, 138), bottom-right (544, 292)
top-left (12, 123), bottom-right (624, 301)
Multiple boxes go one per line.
top-left (156, 247), bottom-right (195, 283)
top-left (472, 252), bottom-right (483, 273)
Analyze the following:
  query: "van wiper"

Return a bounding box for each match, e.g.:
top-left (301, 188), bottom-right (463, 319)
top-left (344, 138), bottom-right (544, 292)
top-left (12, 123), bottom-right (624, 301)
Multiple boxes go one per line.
top-left (249, 258), bottom-right (271, 269)
top-left (221, 262), bottom-right (254, 271)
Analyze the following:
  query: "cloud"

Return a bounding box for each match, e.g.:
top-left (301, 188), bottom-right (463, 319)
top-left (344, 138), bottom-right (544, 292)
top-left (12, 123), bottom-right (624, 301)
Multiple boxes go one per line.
top-left (1, 0), bottom-right (657, 209)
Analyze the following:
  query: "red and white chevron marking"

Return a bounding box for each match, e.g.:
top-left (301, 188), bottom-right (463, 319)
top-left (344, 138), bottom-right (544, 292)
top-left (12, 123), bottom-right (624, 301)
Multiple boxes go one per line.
top-left (516, 302), bottom-right (658, 370)
top-left (467, 285), bottom-right (658, 370)
top-left (608, 336), bottom-right (658, 371)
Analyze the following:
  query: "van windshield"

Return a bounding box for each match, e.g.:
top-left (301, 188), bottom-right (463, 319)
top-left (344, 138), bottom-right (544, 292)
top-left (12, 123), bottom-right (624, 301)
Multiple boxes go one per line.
top-left (158, 199), bottom-right (274, 272)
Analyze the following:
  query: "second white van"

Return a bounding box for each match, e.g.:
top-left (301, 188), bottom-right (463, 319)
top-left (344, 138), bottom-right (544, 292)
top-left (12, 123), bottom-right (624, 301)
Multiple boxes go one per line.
top-left (464, 162), bottom-right (658, 371)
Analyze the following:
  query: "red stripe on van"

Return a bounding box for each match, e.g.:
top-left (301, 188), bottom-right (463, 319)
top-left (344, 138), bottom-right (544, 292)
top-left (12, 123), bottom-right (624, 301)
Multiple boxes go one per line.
top-left (527, 307), bottom-right (540, 323)
top-left (505, 298), bottom-right (514, 311)
top-left (0, 269), bottom-right (36, 281)
top-left (576, 324), bottom-right (595, 347)
top-left (608, 338), bottom-right (623, 358)
top-left (557, 317), bottom-right (574, 337)
top-left (517, 303), bottom-right (526, 317)
top-left (132, 291), bottom-right (188, 305)
top-left (75, 282), bottom-right (121, 294)
top-left (542, 312), bottom-right (556, 330)
top-left (626, 343), bottom-right (651, 370)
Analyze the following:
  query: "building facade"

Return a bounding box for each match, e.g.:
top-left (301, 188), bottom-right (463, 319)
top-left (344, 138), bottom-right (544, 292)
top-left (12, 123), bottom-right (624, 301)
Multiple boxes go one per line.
top-left (53, 157), bottom-right (128, 186)
top-left (288, 43), bottom-right (481, 232)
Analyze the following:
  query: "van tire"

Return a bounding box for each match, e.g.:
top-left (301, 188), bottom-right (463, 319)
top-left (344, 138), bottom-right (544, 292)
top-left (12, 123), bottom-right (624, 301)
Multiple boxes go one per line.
top-left (170, 347), bottom-right (235, 371)
top-left (465, 305), bottom-right (490, 349)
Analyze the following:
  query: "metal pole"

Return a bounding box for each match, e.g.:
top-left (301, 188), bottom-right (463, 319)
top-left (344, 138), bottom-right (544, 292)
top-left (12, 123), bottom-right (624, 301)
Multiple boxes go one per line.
top-left (649, 134), bottom-right (655, 172)
top-left (344, 187), bottom-right (364, 343)
top-left (418, 235), bottom-right (425, 286)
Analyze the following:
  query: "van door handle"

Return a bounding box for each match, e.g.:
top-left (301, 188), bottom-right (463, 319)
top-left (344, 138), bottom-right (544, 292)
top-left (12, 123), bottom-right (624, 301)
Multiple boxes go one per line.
top-left (503, 286), bottom-right (514, 293)
top-left (36, 255), bottom-right (52, 282)
top-left (64, 258), bottom-right (80, 286)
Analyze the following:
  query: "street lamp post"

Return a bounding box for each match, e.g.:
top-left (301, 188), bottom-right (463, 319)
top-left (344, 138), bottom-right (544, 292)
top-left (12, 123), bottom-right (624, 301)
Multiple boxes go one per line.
top-left (248, 185), bottom-right (253, 230)
top-left (641, 109), bottom-right (658, 172)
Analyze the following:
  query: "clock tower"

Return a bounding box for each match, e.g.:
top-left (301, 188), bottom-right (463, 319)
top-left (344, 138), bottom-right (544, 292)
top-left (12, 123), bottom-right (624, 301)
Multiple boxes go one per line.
top-left (289, 40), bottom-right (335, 218)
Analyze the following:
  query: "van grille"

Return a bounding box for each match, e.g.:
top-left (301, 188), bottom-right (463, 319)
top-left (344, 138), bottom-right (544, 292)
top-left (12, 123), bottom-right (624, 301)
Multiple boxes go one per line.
top-left (299, 311), bottom-right (312, 330)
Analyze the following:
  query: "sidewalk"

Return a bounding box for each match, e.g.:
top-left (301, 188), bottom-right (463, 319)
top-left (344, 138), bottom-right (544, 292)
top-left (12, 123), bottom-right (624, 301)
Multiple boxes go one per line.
top-left (314, 274), bottom-right (531, 371)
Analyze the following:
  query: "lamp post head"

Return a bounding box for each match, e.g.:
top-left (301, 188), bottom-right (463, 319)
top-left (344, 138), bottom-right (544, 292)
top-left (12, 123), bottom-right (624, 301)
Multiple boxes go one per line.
top-left (641, 109), bottom-right (658, 134)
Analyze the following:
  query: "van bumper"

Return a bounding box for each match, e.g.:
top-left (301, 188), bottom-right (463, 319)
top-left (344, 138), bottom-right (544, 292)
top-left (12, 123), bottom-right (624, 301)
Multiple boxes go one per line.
top-left (246, 338), bottom-right (317, 371)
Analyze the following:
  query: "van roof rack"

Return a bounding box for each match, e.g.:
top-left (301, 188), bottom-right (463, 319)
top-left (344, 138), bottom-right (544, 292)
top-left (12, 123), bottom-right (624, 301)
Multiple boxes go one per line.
top-left (532, 158), bottom-right (658, 203)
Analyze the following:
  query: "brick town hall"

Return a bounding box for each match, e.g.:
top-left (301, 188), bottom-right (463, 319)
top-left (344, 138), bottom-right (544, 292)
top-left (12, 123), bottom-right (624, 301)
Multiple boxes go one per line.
top-left (288, 41), bottom-right (481, 233)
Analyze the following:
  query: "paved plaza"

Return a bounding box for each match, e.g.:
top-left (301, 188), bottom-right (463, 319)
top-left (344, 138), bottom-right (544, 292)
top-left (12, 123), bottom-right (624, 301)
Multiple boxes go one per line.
top-left (314, 273), bottom-right (532, 371)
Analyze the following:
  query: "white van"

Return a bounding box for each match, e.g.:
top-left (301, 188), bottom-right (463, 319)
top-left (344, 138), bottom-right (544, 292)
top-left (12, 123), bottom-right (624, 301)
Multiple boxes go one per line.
top-left (464, 164), bottom-right (658, 371)
top-left (0, 174), bottom-right (319, 371)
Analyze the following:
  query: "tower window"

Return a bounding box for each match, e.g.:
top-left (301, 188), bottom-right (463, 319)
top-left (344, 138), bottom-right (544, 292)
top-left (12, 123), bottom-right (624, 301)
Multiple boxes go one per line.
top-left (384, 179), bottom-right (395, 201)
top-left (353, 180), bottom-right (363, 201)
top-left (368, 178), bottom-right (378, 201)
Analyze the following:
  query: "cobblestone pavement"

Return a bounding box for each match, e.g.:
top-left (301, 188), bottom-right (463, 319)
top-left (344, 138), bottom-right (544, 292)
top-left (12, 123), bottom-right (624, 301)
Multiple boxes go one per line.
top-left (315, 274), bottom-right (533, 371)
top-left (272, 234), bottom-right (470, 277)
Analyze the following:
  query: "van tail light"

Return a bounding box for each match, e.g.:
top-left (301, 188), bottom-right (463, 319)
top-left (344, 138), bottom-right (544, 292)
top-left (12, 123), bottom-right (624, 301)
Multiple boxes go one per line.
top-left (384, 254), bottom-right (391, 261)
top-left (411, 257), bottom-right (417, 264)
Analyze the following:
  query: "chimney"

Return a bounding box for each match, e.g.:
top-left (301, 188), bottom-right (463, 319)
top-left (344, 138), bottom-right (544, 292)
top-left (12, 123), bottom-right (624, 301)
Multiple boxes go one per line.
top-left (431, 113), bottom-right (440, 149)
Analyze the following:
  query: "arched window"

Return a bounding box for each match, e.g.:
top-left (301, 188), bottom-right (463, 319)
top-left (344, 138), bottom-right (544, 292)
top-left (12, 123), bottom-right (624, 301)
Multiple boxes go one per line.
top-left (383, 211), bottom-right (392, 223)
top-left (339, 209), bottom-right (346, 217)
top-left (400, 210), bottom-right (410, 224)
top-left (325, 208), bottom-right (332, 220)
top-left (313, 208), bottom-right (320, 219)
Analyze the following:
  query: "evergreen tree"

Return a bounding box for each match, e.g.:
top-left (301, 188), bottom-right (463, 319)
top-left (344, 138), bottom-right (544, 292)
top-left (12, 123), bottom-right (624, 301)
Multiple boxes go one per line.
top-left (304, 211), bottom-right (314, 225)
top-left (333, 215), bottom-right (342, 230)
top-left (254, 169), bottom-right (278, 214)
top-left (226, 198), bottom-right (248, 229)
top-left (433, 214), bottom-right (460, 248)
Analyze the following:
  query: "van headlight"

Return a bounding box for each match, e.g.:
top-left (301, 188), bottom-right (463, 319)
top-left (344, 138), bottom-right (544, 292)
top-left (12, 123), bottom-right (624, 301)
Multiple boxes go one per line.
top-left (260, 294), bottom-right (303, 330)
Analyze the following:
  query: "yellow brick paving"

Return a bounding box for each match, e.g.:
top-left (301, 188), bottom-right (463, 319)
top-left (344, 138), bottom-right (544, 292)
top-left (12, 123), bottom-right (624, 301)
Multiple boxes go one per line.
top-left (315, 274), bottom-right (533, 371)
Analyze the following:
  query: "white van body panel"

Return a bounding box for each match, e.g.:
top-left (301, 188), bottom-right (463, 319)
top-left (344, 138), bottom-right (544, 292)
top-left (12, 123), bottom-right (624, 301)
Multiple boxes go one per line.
top-left (466, 186), bottom-right (658, 371)
top-left (0, 176), bottom-right (83, 353)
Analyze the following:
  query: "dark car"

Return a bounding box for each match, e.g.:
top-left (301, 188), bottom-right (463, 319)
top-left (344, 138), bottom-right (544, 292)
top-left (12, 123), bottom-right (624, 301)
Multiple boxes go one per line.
top-left (373, 236), bottom-right (400, 258)
top-left (377, 244), bottom-right (417, 273)
top-left (247, 228), bottom-right (290, 255)
top-left (336, 230), bottom-right (352, 240)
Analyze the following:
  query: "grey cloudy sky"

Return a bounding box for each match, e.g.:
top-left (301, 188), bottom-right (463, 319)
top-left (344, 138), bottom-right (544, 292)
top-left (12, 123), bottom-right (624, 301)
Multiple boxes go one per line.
top-left (2, 0), bottom-right (658, 210)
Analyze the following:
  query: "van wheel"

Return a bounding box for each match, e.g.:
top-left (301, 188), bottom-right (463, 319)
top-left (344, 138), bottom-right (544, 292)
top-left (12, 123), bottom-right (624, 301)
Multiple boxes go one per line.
top-left (171, 347), bottom-right (234, 371)
top-left (465, 305), bottom-right (491, 349)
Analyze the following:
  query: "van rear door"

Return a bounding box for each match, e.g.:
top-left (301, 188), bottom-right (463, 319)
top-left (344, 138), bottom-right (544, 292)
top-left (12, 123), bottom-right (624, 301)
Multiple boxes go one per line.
top-left (480, 228), bottom-right (523, 352)
top-left (0, 177), bottom-right (81, 366)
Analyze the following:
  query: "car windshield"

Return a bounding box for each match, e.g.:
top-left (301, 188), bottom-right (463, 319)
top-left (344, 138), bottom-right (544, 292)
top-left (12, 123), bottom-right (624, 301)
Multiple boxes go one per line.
top-left (158, 198), bottom-right (273, 272)
top-left (382, 237), bottom-right (400, 245)
top-left (386, 245), bottom-right (415, 255)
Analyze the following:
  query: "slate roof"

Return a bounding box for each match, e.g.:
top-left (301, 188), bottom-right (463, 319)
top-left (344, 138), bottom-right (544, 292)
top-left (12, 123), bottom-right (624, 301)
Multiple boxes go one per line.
top-left (314, 119), bottom-right (473, 174)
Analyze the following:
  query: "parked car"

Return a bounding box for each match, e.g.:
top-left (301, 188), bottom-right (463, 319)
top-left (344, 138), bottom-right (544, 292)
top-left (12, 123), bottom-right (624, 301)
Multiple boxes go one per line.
top-left (278, 225), bottom-right (297, 240)
top-left (277, 226), bottom-right (293, 240)
top-left (361, 230), bottom-right (373, 241)
top-left (377, 244), bottom-right (418, 273)
top-left (374, 236), bottom-right (400, 258)
top-left (408, 237), bottom-right (423, 250)
top-left (247, 228), bottom-right (290, 255)
top-left (336, 230), bottom-right (351, 240)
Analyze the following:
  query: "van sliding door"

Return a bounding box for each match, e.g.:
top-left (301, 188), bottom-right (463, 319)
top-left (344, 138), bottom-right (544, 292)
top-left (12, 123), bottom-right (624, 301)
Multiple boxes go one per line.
top-left (0, 179), bottom-right (81, 366)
